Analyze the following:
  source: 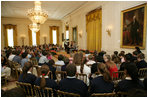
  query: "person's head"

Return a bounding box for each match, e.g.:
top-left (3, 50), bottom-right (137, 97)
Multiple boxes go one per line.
top-left (135, 47), bottom-right (141, 54)
top-left (22, 52), bottom-right (28, 58)
top-left (47, 59), bottom-right (55, 66)
top-left (114, 51), bottom-right (118, 56)
top-left (22, 62), bottom-right (33, 79)
top-left (103, 54), bottom-right (111, 62)
top-left (85, 50), bottom-right (89, 54)
top-left (58, 55), bottom-right (64, 61)
top-left (125, 53), bottom-right (133, 62)
top-left (73, 53), bottom-right (83, 65)
top-left (66, 63), bottom-right (76, 77)
top-left (95, 55), bottom-right (104, 63)
top-left (88, 55), bottom-right (93, 60)
top-left (132, 51), bottom-right (138, 57)
top-left (137, 53), bottom-right (145, 61)
top-left (64, 57), bottom-right (69, 66)
top-left (2, 87), bottom-right (26, 97)
top-left (124, 62), bottom-right (139, 82)
top-left (40, 65), bottom-right (50, 89)
top-left (91, 63), bottom-right (98, 74)
top-left (42, 50), bottom-right (47, 56)
top-left (97, 63), bottom-right (112, 82)
top-left (16, 50), bottom-right (21, 56)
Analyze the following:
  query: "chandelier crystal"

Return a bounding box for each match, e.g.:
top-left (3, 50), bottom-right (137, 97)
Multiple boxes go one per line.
top-left (27, 1), bottom-right (48, 24)
top-left (29, 23), bottom-right (40, 32)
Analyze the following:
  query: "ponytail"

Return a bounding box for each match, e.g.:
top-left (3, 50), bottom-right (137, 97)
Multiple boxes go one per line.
top-left (40, 65), bottom-right (50, 89)
top-left (98, 63), bottom-right (112, 82)
top-left (40, 73), bottom-right (46, 89)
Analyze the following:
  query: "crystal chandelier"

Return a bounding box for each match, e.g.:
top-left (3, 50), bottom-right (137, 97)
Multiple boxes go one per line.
top-left (27, 1), bottom-right (48, 24)
top-left (29, 23), bottom-right (40, 32)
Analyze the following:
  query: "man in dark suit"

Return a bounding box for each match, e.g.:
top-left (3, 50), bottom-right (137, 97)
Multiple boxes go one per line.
top-left (59, 63), bottom-right (88, 97)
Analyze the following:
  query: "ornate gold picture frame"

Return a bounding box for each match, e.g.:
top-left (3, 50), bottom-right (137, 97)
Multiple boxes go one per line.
top-left (120, 4), bottom-right (147, 49)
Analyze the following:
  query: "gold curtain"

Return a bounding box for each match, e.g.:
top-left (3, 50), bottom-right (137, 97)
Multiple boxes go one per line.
top-left (49, 26), bottom-right (53, 44)
top-left (13, 25), bottom-right (17, 46)
top-left (49, 26), bottom-right (59, 44)
top-left (3, 24), bottom-right (17, 47)
top-left (28, 26), bottom-right (32, 46)
top-left (56, 27), bottom-right (59, 45)
top-left (86, 9), bottom-right (102, 52)
top-left (36, 31), bottom-right (40, 45)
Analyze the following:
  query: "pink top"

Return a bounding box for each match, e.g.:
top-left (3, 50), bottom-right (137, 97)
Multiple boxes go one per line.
top-left (47, 55), bottom-right (52, 60)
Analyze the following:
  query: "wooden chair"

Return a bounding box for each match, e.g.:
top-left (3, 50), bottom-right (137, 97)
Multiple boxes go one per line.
top-left (76, 73), bottom-right (87, 84)
top-left (16, 81), bottom-right (34, 97)
top-left (112, 71), bottom-right (125, 81)
top-left (57, 90), bottom-right (80, 97)
top-left (91, 92), bottom-right (116, 97)
top-left (1, 75), bottom-right (7, 86)
top-left (138, 68), bottom-right (147, 79)
top-left (55, 71), bottom-right (67, 83)
top-left (34, 85), bottom-right (53, 97)
top-left (54, 64), bottom-right (62, 71)
top-left (12, 62), bottom-right (22, 79)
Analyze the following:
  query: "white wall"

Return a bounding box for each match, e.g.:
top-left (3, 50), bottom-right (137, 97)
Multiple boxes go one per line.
top-left (62, 1), bottom-right (147, 56)
top-left (1, 17), bottom-right (62, 49)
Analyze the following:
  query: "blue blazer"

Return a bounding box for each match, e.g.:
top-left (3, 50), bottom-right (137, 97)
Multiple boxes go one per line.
top-left (90, 76), bottom-right (114, 94)
top-left (59, 78), bottom-right (88, 97)
top-left (18, 73), bottom-right (37, 85)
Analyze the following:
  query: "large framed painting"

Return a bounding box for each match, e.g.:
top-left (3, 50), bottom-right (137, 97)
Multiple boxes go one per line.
top-left (120, 4), bottom-right (147, 49)
top-left (72, 26), bottom-right (78, 44)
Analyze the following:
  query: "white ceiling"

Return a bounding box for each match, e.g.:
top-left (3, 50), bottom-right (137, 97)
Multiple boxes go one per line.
top-left (1, 1), bottom-right (87, 20)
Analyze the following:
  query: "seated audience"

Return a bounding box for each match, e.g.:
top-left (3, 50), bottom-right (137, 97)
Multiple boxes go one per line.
top-left (69, 53), bottom-right (74, 64)
top-left (90, 63), bottom-right (114, 94)
top-left (18, 62), bottom-right (36, 85)
top-left (103, 54), bottom-right (118, 78)
top-left (132, 51), bottom-right (138, 63)
top-left (115, 62), bottom-right (144, 92)
top-left (47, 52), bottom-right (52, 60)
top-left (85, 50), bottom-right (90, 59)
top-left (8, 51), bottom-right (16, 61)
top-left (90, 63), bottom-right (98, 80)
top-left (38, 50), bottom-right (49, 66)
top-left (136, 53), bottom-right (147, 70)
top-left (61, 57), bottom-right (70, 71)
top-left (135, 47), bottom-right (142, 54)
top-left (55, 55), bottom-right (65, 71)
top-left (86, 55), bottom-right (96, 65)
top-left (47, 59), bottom-right (56, 80)
top-left (13, 50), bottom-right (21, 64)
top-left (21, 52), bottom-right (29, 68)
top-left (55, 55), bottom-right (65, 65)
top-left (34, 65), bottom-right (58, 89)
top-left (59, 63), bottom-right (88, 97)
top-left (1, 56), bottom-right (11, 78)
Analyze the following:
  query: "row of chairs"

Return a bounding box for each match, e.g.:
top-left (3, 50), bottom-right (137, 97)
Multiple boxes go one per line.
top-left (16, 81), bottom-right (127, 97)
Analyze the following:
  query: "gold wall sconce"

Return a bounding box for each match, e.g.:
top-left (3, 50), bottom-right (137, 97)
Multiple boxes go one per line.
top-left (106, 26), bottom-right (112, 37)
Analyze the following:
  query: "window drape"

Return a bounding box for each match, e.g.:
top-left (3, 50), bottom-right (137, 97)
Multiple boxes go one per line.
top-left (49, 26), bottom-right (59, 45)
top-left (4, 24), bottom-right (17, 47)
top-left (28, 26), bottom-right (40, 46)
top-left (86, 9), bottom-right (102, 52)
